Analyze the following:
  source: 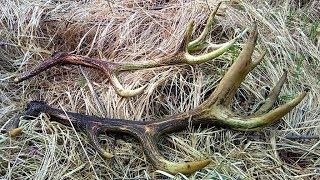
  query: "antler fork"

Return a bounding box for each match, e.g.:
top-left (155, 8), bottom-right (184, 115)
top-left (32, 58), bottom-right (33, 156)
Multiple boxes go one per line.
top-left (21, 25), bottom-right (308, 174)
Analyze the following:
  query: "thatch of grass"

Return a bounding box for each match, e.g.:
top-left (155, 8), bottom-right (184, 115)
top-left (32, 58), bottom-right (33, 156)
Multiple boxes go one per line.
top-left (1, 0), bottom-right (319, 179)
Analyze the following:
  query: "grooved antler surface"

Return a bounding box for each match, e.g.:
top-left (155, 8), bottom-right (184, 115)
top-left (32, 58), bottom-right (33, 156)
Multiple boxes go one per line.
top-left (16, 3), bottom-right (308, 175)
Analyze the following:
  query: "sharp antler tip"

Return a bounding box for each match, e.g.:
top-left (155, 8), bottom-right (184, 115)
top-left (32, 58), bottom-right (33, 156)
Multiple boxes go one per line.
top-left (13, 77), bottom-right (20, 83)
top-left (250, 24), bottom-right (258, 40)
top-left (189, 20), bottom-right (195, 27)
top-left (200, 159), bottom-right (212, 166)
top-left (8, 127), bottom-right (23, 137)
top-left (102, 152), bottom-right (114, 159)
top-left (294, 91), bottom-right (308, 104)
top-left (166, 159), bottom-right (212, 175)
top-left (187, 159), bottom-right (212, 173)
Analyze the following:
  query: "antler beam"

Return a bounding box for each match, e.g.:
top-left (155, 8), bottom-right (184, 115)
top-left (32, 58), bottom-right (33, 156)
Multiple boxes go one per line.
top-left (14, 2), bottom-right (247, 97)
top-left (20, 25), bottom-right (308, 174)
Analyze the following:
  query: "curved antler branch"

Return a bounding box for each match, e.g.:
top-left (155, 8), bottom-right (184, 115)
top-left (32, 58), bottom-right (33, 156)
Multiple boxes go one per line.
top-left (14, 3), bottom-right (247, 97)
top-left (194, 90), bottom-right (308, 131)
top-left (14, 52), bottom-right (105, 83)
top-left (187, 1), bottom-right (247, 53)
top-left (108, 73), bottom-right (147, 97)
top-left (254, 70), bottom-right (287, 115)
top-left (139, 134), bottom-right (211, 175)
top-left (185, 28), bottom-right (248, 64)
top-left (188, 2), bottom-right (222, 49)
top-left (86, 124), bottom-right (114, 158)
top-left (198, 24), bottom-right (258, 108)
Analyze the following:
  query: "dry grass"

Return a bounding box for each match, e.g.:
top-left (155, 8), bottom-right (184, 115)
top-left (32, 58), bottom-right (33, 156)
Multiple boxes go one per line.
top-left (0, 0), bottom-right (319, 179)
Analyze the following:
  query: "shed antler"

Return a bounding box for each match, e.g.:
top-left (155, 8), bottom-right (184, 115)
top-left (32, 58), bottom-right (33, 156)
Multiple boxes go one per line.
top-left (21, 25), bottom-right (308, 174)
top-left (14, 3), bottom-right (248, 97)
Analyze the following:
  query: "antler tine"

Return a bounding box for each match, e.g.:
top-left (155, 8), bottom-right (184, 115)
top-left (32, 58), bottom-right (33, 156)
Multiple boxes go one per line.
top-left (140, 134), bottom-right (211, 175)
top-left (200, 24), bottom-right (258, 108)
top-left (86, 125), bottom-right (114, 158)
top-left (178, 20), bottom-right (195, 52)
top-left (187, 1), bottom-right (222, 51)
top-left (187, 1), bottom-right (249, 54)
top-left (254, 70), bottom-right (287, 115)
top-left (184, 28), bottom-right (249, 64)
top-left (109, 73), bottom-right (147, 97)
top-left (213, 91), bottom-right (308, 131)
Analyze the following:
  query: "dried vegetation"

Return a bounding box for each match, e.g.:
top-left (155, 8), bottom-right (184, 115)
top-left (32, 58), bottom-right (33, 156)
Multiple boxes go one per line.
top-left (0, 0), bottom-right (319, 179)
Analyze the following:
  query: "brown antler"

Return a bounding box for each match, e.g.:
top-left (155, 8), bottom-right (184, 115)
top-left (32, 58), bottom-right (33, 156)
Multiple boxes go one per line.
top-left (20, 25), bottom-right (308, 174)
top-left (14, 2), bottom-right (248, 97)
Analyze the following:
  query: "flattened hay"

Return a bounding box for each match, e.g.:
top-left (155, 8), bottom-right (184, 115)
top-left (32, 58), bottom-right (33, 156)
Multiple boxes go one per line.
top-left (1, 0), bottom-right (319, 179)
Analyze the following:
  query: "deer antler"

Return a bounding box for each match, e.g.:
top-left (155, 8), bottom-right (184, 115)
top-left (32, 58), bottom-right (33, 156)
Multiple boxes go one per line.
top-left (20, 25), bottom-right (308, 174)
top-left (14, 2), bottom-right (248, 97)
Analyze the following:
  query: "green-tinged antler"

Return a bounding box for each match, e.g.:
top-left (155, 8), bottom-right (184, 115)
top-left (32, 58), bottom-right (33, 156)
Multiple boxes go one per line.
top-left (14, 2), bottom-right (246, 97)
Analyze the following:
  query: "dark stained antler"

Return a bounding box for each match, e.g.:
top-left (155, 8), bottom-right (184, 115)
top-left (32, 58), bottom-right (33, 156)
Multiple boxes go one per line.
top-left (14, 2), bottom-right (248, 97)
top-left (20, 25), bottom-right (308, 174)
